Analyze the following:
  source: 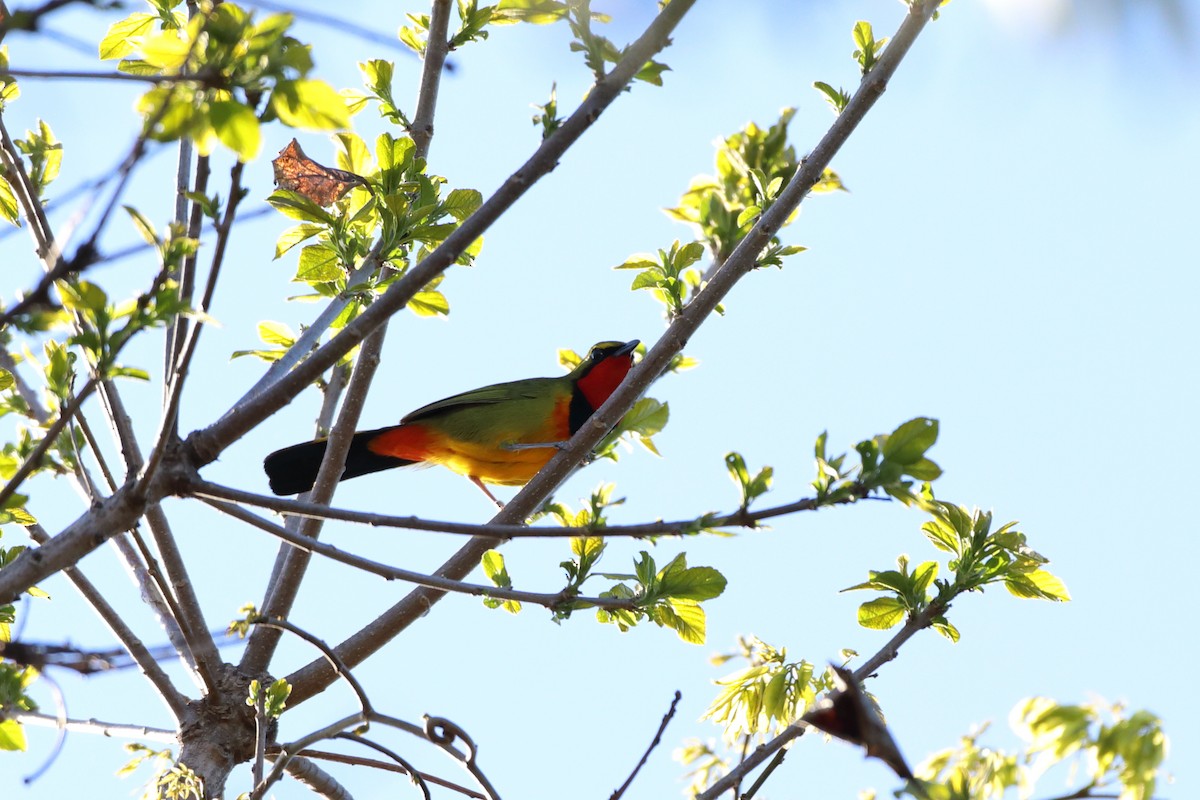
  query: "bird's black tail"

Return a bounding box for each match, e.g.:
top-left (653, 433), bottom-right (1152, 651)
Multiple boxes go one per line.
top-left (263, 427), bottom-right (416, 496)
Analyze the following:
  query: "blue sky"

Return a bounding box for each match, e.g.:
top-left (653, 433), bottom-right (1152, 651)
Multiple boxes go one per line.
top-left (2, 1), bottom-right (1197, 798)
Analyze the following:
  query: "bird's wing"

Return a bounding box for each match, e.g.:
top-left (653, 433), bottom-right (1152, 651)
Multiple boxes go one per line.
top-left (399, 377), bottom-right (555, 424)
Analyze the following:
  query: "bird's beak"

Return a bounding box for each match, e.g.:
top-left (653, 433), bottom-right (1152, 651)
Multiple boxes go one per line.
top-left (615, 340), bottom-right (640, 357)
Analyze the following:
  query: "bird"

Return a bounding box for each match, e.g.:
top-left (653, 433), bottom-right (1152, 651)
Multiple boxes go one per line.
top-left (263, 340), bottom-right (640, 506)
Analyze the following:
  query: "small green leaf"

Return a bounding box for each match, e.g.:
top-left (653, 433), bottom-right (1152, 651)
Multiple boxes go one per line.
top-left (857, 596), bottom-right (906, 630)
top-left (0, 719), bottom-right (26, 751)
top-left (657, 599), bottom-right (706, 644)
top-left (659, 563), bottom-right (727, 602)
top-left (407, 290), bottom-right (449, 317)
top-left (275, 223), bottom-right (324, 259)
top-left (0, 176), bottom-right (19, 225)
top-left (882, 417), bottom-right (938, 464)
top-left (123, 206), bottom-right (159, 245)
top-left (256, 321), bottom-right (295, 347)
top-left (272, 79), bottom-right (351, 130)
top-left (1006, 569), bottom-right (1071, 602)
top-left (295, 244), bottom-right (342, 283)
top-left (209, 100), bottom-right (261, 161)
top-left (99, 13), bottom-right (159, 60)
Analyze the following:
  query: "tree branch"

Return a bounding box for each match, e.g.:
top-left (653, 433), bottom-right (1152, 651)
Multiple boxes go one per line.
top-left (21, 522), bottom-right (190, 720)
top-left (197, 495), bottom-right (644, 612)
top-left (188, 477), bottom-right (875, 538)
top-left (11, 711), bottom-right (177, 743)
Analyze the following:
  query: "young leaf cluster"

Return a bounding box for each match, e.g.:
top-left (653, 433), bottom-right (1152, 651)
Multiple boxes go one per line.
top-left (724, 452), bottom-right (773, 511)
top-left (845, 503), bottom-right (1070, 642)
top-left (480, 549), bottom-right (522, 613)
top-left (0, 119), bottom-right (61, 227)
top-left (809, 417), bottom-right (942, 508)
top-left (895, 697), bottom-right (1167, 800)
top-left (701, 636), bottom-right (838, 744)
top-left (102, 1), bottom-right (351, 161)
top-left (247, 677), bottom-right (291, 719)
top-left (591, 550), bottom-right (726, 644)
top-left (266, 131), bottom-right (483, 342)
top-left (852, 20), bottom-right (888, 76)
top-left (0, 663), bottom-right (37, 752)
top-left (615, 240), bottom-right (707, 320)
top-left (664, 109), bottom-right (820, 268)
top-left (560, 0), bottom-right (668, 85)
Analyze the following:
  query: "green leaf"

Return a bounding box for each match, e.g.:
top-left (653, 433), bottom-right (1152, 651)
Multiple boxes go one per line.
top-left (295, 244), bottom-right (342, 283)
top-left (272, 79), bottom-right (351, 130)
top-left (932, 615), bottom-right (960, 642)
top-left (0, 370), bottom-right (11, 391)
top-left (407, 290), bottom-right (450, 317)
top-left (123, 205), bottom-right (159, 245)
top-left (209, 100), bottom-right (261, 161)
top-left (442, 188), bottom-right (482, 221)
top-left (656, 599), bottom-right (707, 644)
top-left (0, 719), bottom-right (26, 751)
top-left (267, 190), bottom-right (335, 225)
top-left (481, 549), bottom-right (510, 587)
top-left (275, 223), bottom-right (324, 259)
top-left (139, 29), bottom-right (190, 70)
top-left (256, 321), bottom-right (295, 347)
top-left (658, 561), bottom-right (727, 602)
top-left (99, 13), bottom-right (159, 60)
top-left (0, 175), bottom-right (19, 225)
top-left (1005, 569), bottom-right (1071, 602)
top-left (857, 596), bottom-right (906, 630)
top-left (882, 417), bottom-right (938, 464)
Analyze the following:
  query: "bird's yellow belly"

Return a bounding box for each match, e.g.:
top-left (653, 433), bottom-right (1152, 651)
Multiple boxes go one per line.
top-left (429, 439), bottom-right (559, 486)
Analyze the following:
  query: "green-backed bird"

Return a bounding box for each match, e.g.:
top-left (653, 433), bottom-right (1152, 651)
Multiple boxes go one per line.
top-left (263, 340), bottom-right (639, 505)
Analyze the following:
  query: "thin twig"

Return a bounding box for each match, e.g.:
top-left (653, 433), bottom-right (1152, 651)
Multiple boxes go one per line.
top-left (22, 523), bottom-right (189, 720)
top-left (11, 711), bottom-right (177, 742)
top-left (333, 733), bottom-right (432, 800)
top-left (253, 686), bottom-right (267, 789)
top-left (0, 377), bottom-right (98, 509)
top-left (243, 0), bottom-right (423, 56)
top-left (189, 478), bottom-right (875, 539)
top-left (416, 715), bottom-right (501, 800)
top-left (140, 504), bottom-right (221, 692)
top-left (198, 495), bottom-right (642, 612)
top-left (609, 690), bottom-right (682, 800)
top-left (286, 748), bottom-right (483, 798)
top-left (251, 713), bottom-right (367, 800)
top-left (249, 618), bottom-right (373, 717)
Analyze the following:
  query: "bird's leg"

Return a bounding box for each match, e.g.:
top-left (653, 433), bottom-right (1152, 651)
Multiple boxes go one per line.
top-left (470, 476), bottom-right (505, 509)
top-left (501, 441), bottom-right (568, 452)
